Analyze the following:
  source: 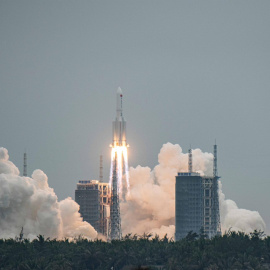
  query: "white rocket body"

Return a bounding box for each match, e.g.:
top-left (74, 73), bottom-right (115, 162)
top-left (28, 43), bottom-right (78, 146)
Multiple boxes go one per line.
top-left (112, 87), bottom-right (127, 147)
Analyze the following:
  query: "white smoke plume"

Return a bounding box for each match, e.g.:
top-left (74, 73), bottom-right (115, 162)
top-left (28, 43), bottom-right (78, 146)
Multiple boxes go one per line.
top-left (0, 147), bottom-right (97, 240)
top-left (121, 143), bottom-right (266, 238)
top-left (219, 182), bottom-right (266, 233)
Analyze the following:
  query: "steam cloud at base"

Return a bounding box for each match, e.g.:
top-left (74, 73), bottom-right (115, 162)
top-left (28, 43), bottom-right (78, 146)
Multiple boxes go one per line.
top-left (121, 143), bottom-right (266, 238)
top-left (0, 147), bottom-right (97, 240)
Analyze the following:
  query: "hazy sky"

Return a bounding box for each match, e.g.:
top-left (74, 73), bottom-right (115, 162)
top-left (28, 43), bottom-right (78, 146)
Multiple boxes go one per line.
top-left (1, 1), bottom-right (269, 232)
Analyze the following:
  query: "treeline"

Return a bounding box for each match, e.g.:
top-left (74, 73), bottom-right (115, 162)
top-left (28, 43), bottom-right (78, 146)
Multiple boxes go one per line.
top-left (0, 230), bottom-right (270, 269)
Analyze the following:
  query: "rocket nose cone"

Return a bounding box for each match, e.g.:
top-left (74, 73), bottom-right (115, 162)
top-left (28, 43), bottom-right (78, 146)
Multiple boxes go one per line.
top-left (117, 87), bottom-right (123, 94)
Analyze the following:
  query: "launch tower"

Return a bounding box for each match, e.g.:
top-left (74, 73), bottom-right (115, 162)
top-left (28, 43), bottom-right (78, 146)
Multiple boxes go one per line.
top-left (75, 180), bottom-right (110, 236)
top-left (109, 154), bottom-right (122, 240)
top-left (175, 144), bottom-right (221, 240)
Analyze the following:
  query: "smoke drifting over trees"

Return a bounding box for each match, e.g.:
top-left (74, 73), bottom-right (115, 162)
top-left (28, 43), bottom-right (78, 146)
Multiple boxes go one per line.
top-left (121, 143), bottom-right (266, 238)
top-left (0, 147), bottom-right (97, 240)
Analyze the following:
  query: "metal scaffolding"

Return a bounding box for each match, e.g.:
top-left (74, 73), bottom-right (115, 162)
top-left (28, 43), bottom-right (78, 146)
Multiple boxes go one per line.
top-left (202, 176), bottom-right (221, 238)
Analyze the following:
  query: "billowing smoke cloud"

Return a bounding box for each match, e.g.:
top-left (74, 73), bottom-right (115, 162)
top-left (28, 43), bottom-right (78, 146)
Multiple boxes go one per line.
top-left (219, 182), bottom-right (266, 233)
top-left (0, 147), bottom-right (97, 240)
top-left (121, 143), bottom-right (266, 238)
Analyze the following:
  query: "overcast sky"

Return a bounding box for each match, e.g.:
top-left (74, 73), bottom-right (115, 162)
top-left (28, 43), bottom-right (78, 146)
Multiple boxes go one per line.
top-left (1, 1), bottom-right (269, 232)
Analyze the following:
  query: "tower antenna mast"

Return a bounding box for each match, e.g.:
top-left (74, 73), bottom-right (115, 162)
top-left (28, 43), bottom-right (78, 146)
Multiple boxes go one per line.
top-left (213, 140), bottom-right (218, 177)
top-left (188, 146), bottom-right (192, 173)
top-left (23, 152), bottom-right (27, 177)
top-left (99, 155), bottom-right (103, 182)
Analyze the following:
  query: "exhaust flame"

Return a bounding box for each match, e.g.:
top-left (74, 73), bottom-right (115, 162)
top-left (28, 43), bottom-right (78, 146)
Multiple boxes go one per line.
top-left (109, 146), bottom-right (130, 199)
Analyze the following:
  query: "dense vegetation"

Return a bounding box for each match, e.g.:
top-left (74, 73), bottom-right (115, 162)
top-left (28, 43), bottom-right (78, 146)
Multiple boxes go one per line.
top-left (0, 230), bottom-right (270, 270)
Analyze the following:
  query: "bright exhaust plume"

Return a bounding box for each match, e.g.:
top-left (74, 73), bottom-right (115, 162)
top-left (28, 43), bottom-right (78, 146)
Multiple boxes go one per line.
top-left (109, 146), bottom-right (130, 198)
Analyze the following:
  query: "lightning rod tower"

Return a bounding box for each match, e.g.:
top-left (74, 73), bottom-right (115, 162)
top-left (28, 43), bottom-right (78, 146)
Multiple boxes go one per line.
top-left (99, 155), bottom-right (103, 182)
top-left (213, 141), bottom-right (218, 177)
top-left (23, 152), bottom-right (27, 177)
top-left (188, 147), bottom-right (192, 173)
top-left (213, 141), bottom-right (221, 235)
top-left (109, 153), bottom-right (122, 240)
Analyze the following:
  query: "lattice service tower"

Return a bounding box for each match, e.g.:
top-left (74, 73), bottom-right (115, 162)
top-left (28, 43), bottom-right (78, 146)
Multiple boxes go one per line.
top-left (109, 153), bottom-right (122, 240)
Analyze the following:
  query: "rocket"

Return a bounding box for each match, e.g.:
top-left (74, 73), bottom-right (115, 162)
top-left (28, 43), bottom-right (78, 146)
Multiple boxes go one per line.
top-left (112, 87), bottom-right (127, 147)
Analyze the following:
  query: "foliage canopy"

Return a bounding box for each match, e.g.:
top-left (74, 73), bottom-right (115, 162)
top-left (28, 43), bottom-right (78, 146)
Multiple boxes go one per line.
top-left (0, 230), bottom-right (270, 270)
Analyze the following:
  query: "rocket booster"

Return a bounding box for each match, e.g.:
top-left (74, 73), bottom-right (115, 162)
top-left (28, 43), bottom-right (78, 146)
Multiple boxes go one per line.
top-left (112, 87), bottom-right (127, 147)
